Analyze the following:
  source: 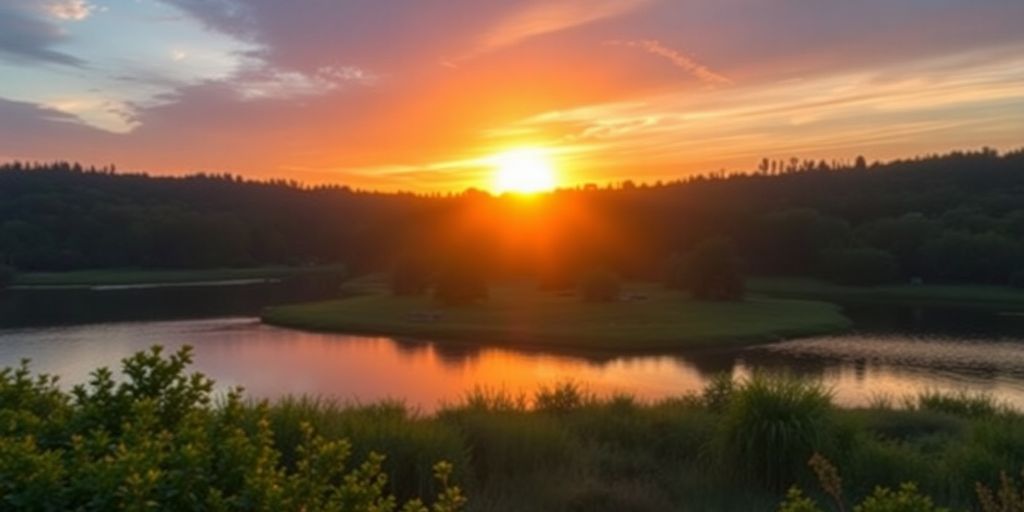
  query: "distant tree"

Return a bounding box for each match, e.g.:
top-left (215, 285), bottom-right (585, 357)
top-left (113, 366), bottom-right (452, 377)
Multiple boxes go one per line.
top-left (680, 238), bottom-right (744, 301)
top-left (922, 232), bottom-right (1020, 284)
top-left (854, 155), bottom-right (867, 170)
top-left (390, 253), bottom-right (431, 295)
top-left (1010, 270), bottom-right (1024, 289)
top-left (580, 269), bottom-right (620, 302)
top-left (434, 261), bottom-right (488, 305)
top-left (0, 264), bottom-right (13, 290)
top-left (820, 248), bottom-right (900, 286)
top-left (856, 213), bottom-right (936, 278)
top-left (753, 209), bottom-right (850, 274)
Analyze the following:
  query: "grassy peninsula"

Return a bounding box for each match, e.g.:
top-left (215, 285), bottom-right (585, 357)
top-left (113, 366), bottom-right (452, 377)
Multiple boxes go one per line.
top-left (262, 280), bottom-right (850, 351)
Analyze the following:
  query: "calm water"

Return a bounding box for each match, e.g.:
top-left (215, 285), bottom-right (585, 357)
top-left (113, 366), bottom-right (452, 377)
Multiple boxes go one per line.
top-left (2, 283), bottom-right (1024, 410)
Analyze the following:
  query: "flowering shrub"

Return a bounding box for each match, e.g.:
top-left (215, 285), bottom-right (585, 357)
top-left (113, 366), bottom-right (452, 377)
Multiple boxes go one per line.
top-left (0, 346), bottom-right (465, 512)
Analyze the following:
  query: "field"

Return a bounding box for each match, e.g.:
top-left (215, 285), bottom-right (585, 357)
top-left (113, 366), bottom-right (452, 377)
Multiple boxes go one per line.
top-left (12, 264), bottom-right (347, 287)
top-left (263, 280), bottom-right (850, 351)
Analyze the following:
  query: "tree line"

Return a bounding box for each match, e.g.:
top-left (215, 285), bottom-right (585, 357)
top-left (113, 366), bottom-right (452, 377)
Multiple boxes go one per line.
top-left (2, 147), bottom-right (1023, 289)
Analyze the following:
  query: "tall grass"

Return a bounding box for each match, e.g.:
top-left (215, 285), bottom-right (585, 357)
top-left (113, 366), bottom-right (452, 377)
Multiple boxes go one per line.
top-left (718, 374), bottom-right (835, 489)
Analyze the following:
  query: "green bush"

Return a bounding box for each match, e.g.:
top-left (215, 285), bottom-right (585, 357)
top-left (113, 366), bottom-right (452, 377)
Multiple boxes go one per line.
top-left (720, 375), bottom-right (834, 488)
top-left (0, 347), bottom-right (465, 511)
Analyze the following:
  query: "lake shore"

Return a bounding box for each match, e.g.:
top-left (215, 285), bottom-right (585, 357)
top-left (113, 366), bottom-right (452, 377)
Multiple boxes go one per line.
top-left (11, 264), bottom-right (346, 288)
top-left (261, 281), bottom-right (851, 351)
top-left (749, 277), bottom-right (1024, 310)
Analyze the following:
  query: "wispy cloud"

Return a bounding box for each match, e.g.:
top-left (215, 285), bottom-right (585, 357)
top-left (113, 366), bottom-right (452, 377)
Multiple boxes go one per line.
top-left (455, 0), bottom-right (650, 63)
top-left (499, 49), bottom-right (1024, 179)
top-left (605, 39), bottom-right (732, 86)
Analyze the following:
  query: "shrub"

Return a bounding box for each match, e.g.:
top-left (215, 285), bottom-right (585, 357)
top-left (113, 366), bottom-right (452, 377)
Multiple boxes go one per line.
top-left (534, 382), bottom-right (593, 413)
top-left (720, 374), bottom-right (834, 488)
top-left (0, 347), bottom-right (466, 511)
top-left (674, 237), bottom-right (745, 301)
top-left (580, 269), bottom-right (620, 302)
top-left (821, 248), bottom-right (900, 286)
top-left (913, 390), bottom-right (1001, 418)
top-left (780, 456), bottom-right (950, 512)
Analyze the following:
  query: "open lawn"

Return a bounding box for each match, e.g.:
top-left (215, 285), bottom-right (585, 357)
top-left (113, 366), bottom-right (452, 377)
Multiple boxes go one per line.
top-left (262, 281), bottom-right (850, 350)
top-left (749, 277), bottom-right (1024, 309)
top-left (13, 264), bottom-right (346, 287)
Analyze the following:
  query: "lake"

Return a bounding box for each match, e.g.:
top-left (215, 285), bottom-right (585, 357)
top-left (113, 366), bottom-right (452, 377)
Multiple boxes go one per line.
top-left (2, 282), bottom-right (1024, 410)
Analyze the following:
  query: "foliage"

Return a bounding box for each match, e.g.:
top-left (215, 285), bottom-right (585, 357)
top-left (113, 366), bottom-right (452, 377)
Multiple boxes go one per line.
top-left (675, 237), bottom-right (745, 301)
top-left (0, 347), bottom-right (465, 511)
top-left (7, 351), bottom-right (1024, 510)
top-left (912, 390), bottom-right (1001, 418)
top-left (976, 469), bottom-right (1024, 512)
top-left (921, 232), bottom-right (1021, 284)
top-left (0, 264), bottom-right (13, 289)
top-left (3, 149), bottom-right (1024, 287)
top-left (820, 248), bottom-right (901, 286)
top-left (719, 374), bottom-right (834, 488)
top-left (779, 456), bottom-right (949, 512)
top-left (391, 254), bottom-right (432, 296)
top-left (1010, 271), bottom-right (1024, 289)
top-left (579, 269), bottom-right (620, 302)
top-left (433, 261), bottom-right (487, 306)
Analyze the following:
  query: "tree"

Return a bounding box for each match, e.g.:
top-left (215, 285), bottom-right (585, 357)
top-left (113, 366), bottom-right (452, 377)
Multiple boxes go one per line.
top-left (390, 254), bottom-right (431, 296)
top-left (580, 269), bottom-right (620, 302)
top-left (434, 261), bottom-right (488, 305)
top-left (820, 248), bottom-right (900, 286)
top-left (679, 238), bottom-right (745, 301)
top-left (921, 232), bottom-right (1020, 284)
top-left (0, 264), bottom-right (13, 290)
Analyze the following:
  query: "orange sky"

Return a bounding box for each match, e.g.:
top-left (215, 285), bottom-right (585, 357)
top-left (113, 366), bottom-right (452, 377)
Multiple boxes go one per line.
top-left (1, 0), bottom-right (1022, 192)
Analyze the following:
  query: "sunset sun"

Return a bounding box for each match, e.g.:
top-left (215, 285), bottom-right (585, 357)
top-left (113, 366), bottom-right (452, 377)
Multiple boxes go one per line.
top-left (492, 148), bottom-right (557, 194)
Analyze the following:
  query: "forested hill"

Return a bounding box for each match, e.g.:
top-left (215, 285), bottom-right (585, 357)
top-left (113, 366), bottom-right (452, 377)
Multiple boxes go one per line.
top-left (2, 148), bottom-right (1023, 286)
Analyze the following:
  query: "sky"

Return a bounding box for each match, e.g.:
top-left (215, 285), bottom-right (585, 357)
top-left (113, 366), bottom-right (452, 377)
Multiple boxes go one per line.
top-left (1, 0), bottom-right (1022, 192)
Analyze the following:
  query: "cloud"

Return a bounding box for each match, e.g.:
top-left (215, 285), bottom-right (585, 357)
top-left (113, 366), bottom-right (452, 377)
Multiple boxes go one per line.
top-left (471, 0), bottom-right (650, 57)
top-left (45, 0), bottom-right (95, 21)
top-left (0, 3), bottom-right (85, 66)
top-left (232, 65), bottom-right (377, 100)
top-left (606, 40), bottom-right (731, 86)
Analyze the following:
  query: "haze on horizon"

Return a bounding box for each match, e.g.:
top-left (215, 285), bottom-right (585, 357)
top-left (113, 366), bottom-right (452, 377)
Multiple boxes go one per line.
top-left (1, 0), bottom-right (1022, 192)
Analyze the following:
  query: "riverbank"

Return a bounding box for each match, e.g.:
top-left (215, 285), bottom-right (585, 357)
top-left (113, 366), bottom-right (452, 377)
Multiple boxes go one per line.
top-left (12, 264), bottom-right (346, 288)
top-left (262, 281), bottom-right (850, 351)
top-left (6, 346), bottom-right (1021, 511)
top-left (749, 277), bottom-right (1024, 309)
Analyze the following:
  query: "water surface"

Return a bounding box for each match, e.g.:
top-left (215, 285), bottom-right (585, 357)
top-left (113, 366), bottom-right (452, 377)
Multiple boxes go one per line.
top-left (2, 304), bottom-right (1023, 411)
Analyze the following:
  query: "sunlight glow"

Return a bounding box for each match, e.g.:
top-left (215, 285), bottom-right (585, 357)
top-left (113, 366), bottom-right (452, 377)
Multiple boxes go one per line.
top-left (491, 148), bottom-right (558, 194)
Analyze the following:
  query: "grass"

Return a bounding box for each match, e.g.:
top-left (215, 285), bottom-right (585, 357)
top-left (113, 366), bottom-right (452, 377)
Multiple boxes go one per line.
top-left (13, 264), bottom-right (346, 287)
top-left (262, 280), bottom-right (851, 351)
top-left (268, 381), bottom-right (1024, 511)
top-left (8, 345), bottom-right (1024, 512)
top-left (749, 277), bottom-right (1024, 309)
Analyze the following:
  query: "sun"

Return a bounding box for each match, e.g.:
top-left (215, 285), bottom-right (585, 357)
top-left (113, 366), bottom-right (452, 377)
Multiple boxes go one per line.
top-left (491, 148), bottom-right (557, 194)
